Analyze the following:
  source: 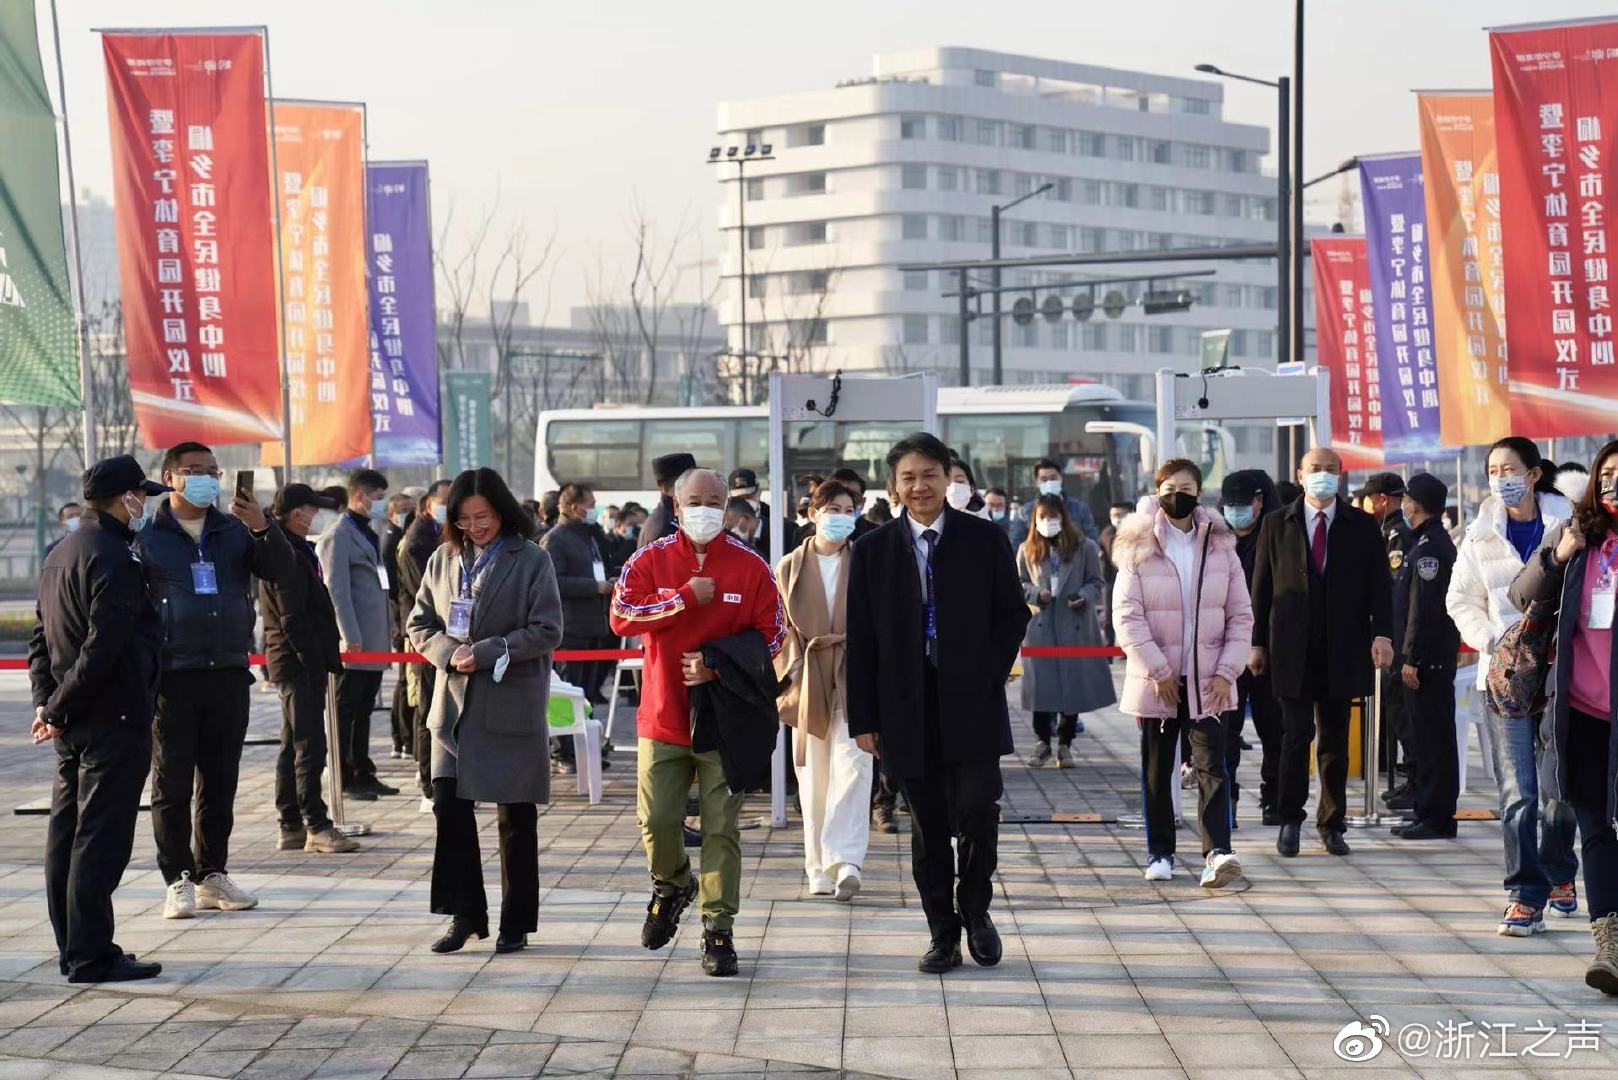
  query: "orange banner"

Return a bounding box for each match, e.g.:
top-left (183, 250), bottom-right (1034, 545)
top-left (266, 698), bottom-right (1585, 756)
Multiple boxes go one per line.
top-left (1418, 92), bottom-right (1508, 447)
top-left (262, 101), bottom-right (371, 466)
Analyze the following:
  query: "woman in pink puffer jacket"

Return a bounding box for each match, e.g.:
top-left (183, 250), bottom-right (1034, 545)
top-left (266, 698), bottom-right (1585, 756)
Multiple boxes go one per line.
top-left (1112, 458), bottom-right (1253, 888)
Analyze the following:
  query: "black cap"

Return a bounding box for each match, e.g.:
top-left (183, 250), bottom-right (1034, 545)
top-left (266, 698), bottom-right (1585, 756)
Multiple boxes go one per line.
top-left (728, 467), bottom-right (759, 493)
top-left (1220, 470), bottom-right (1265, 505)
top-left (1356, 472), bottom-right (1407, 498)
top-left (653, 452), bottom-right (697, 486)
top-left (273, 483), bottom-right (341, 517)
top-left (83, 454), bottom-right (170, 500)
top-left (1406, 472), bottom-right (1448, 513)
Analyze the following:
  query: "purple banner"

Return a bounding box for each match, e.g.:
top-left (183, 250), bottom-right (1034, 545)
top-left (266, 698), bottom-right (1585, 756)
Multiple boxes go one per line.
top-left (364, 161), bottom-right (440, 466)
top-left (1359, 154), bottom-right (1452, 463)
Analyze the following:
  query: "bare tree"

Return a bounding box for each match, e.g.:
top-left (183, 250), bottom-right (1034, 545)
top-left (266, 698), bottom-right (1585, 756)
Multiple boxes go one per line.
top-left (62, 298), bottom-right (139, 467)
top-left (433, 194), bottom-right (498, 372)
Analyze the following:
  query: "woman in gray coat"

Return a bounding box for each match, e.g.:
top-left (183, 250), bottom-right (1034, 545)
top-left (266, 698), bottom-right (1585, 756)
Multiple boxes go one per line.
top-left (1017, 494), bottom-right (1115, 766)
top-left (408, 468), bottom-right (563, 956)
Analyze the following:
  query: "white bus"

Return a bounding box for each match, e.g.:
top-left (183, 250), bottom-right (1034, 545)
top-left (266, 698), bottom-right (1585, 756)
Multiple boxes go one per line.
top-left (533, 383), bottom-right (1229, 524)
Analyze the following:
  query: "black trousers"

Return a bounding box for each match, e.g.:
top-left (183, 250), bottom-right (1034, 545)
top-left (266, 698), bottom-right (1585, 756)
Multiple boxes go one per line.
top-left (897, 669), bottom-right (1002, 942)
top-left (151, 668), bottom-right (251, 884)
top-left (1404, 666), bottom-right (1458, 828)
top-left (1222, 670), bottom-right (1283, 810)
top-left (1141, 687), bottom-right (1232, 859)
top-left (430, 778), bottom-right (539, 935)
top-left (1032, 712), bottom-right (1078, 745)
top-left (413, 664), bottom-right (436, 798)
top-left (390, 662), bottom-right (412, 752)
top-left (557, 633), bottom-right (614, 705)
top-left (276, 669), bottom-right (332, 832)
top-left (1276, 695), bottom-right (1353, 833)
top-left (1378, 668), bottom-right (1412, 783)
top-left (335, 668), bottom-right (383, 786)
top-left (1567, 708), bottom-right (1618, 920)
top-left (47, 718), bottom-right (150, 980)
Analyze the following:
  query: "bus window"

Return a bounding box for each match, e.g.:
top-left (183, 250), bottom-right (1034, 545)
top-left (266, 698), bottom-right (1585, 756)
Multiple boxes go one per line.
top-left (642, 419), bottom-right (735, 485)
top-left (944, 414), bottom-right (1052, 494)
top-left (547, 420), bottom-right (641, 490)
top-left (737, 420), bottom-right (769, 488)
top-left (839, 422), bottom-right (918, 493)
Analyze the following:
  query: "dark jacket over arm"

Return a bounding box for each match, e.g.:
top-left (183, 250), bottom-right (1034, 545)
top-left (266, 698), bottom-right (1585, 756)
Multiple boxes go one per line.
top-left (692, 630), bottom-right (783, 793)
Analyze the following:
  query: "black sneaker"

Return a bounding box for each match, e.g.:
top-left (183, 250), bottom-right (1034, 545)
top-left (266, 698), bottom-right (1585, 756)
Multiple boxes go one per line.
top-left (872, 803), bottom-right (898, 834)
top-left (701, 927), bottom-right (738, 977)
top-left (641, 878), bottom-right (697, 950)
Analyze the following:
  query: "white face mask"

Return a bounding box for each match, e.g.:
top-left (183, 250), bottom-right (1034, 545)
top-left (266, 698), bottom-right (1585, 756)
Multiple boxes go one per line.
top-left (1036, 517), bottom-right (1063, 539)
top-left (679, 505), bottom-right (725, 544)
top-left (1038, 478), bottom-right (1063, 497)
top-left (946, 481), bottom-right (973, 510)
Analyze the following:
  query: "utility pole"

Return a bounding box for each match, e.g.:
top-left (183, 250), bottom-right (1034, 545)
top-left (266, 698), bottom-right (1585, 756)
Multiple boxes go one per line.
top-left (989, 182), bottom-right (1052, 385)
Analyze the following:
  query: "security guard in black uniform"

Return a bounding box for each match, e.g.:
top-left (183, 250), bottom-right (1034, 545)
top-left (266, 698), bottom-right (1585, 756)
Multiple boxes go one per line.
top-left (29, 455), bottom-right (169, 982)
top-left (1390, 473), bottom-right (1461, 841)
top-left (1358, 472), bottom-right (1414, 804)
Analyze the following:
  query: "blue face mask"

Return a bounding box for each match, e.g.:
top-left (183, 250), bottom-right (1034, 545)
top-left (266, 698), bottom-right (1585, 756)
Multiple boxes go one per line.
top-left (124, 494), bottom-right (152, 533)
top-left (64, 515), bottom-right (81, 533)
top-left (368, 493), bottom-right (388, 520)
top-left (819, 513), bottom-right (857, 542)
top-left (584, 506), bottom-right (601, 525)
top-left (180, 475), bottom-right (219, 509)
top-left (432, 504), bottom-right (447, 525)
top-left (1302, 471), bottom-right (1340, 500)
top-left (1222, 505), bottom-right (1255, 530)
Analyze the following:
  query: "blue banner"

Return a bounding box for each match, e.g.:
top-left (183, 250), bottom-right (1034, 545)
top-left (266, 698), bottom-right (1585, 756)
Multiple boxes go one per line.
top-left (364, 162), bottom-right (440, 466)
top-left (1359, 154), bottom-right (1454, 463)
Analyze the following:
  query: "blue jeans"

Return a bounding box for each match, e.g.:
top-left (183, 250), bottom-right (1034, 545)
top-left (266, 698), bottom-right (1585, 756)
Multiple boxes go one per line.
top-left (1488, 706), bottom-right (1578, 909)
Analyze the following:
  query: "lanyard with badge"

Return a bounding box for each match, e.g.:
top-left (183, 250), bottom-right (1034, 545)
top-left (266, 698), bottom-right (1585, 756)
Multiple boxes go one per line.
top-left (590, 539), bottom-right (606, 584)
top-left (1592, 541), bottom-right (1618, 630)
top-left (447, 545), bottom-right (501, 639)
top-left (191, 530), bottom-right (218, 595)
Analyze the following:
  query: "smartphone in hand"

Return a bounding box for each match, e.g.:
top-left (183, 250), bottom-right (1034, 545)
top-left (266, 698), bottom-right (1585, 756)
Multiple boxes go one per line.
top-left (235, 470), bottom-right (254, 503)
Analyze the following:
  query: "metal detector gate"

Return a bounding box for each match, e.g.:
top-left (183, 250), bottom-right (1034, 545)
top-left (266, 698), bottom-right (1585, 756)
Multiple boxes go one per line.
top-left (765, 371), bottom-right (939, 828)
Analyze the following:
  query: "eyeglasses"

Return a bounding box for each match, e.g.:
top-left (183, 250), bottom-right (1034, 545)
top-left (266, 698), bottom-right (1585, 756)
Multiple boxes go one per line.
top-left (455, 513), bottom-right (499, 531)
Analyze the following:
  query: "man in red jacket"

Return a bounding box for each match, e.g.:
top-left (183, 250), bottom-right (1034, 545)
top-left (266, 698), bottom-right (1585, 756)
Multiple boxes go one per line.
top-left (610, 467), bottom-right (784, 977)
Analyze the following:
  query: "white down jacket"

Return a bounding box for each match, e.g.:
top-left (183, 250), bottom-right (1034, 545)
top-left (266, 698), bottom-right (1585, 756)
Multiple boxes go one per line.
top-left (1445, 491), bottom-right (1571, 689)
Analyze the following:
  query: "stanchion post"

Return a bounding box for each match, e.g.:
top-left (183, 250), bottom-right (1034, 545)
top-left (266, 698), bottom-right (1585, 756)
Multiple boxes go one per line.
top-left (325, 673), bottom-right (345, 829)
top-left (1348, 669), bottom-right (1385, 827)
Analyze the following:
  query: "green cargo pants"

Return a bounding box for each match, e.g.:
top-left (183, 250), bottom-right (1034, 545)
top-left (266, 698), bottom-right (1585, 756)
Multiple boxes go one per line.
top-left (636, 738), bottom-right (744, 930)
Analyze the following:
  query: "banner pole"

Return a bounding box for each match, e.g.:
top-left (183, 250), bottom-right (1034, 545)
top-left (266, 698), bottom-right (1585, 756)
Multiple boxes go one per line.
top-left (262, 28), bottom-right (293, 480)
top-left (48, 0), bottom-right (95, 466)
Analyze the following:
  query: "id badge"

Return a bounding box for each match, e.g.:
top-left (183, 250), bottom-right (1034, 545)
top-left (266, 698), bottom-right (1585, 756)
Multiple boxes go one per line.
top-left (1592, 586), bottom-right (1615, 631)
top-left (924, 601), bottom-right (937, 641)
top-left (591, 560), bottom-right (606, 583)
top-left (447, 597), bottom-right (473, 639)
top-left (191, 562), bottom-right (218, 595)
top-left (377, 566), bottom-right (390, 592)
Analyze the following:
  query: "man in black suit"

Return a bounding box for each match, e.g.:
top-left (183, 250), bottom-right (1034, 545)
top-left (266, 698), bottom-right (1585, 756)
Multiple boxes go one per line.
top-left (640, 453), bottom-right (696, 551)
top-left (846, 433), bottom-right (1030, 973)
top-left (1249, 447), bottom-right (1394, 858)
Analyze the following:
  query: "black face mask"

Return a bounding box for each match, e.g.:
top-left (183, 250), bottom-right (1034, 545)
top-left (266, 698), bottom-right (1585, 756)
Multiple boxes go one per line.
top-left (1159, 491), bottom-right (1197, 520)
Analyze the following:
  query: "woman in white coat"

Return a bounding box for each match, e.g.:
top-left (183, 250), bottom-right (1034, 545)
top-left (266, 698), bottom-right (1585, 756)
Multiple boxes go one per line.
top-left (1447, 436), bottom-right (1578, 936)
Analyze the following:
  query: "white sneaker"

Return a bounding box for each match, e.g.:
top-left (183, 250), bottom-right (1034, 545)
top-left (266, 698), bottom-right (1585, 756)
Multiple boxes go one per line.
top-left (833, 866), bottom-right (862, 902)
top-left (1143, 856), bottom-right (1174, 882)
top-left (807, 871), bottom-right (834, 896)
top-left (163, 871), bottom-right (196, 919)
top-left (419, 796), bottom-right (435, 814)
top-left (1200, 851), bottom-right (1243, 889)
top-left (196, 872), bottom-right (257, 911)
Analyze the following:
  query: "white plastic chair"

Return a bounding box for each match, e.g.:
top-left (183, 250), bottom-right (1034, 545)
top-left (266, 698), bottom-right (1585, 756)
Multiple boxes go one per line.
top-left (604, 636), bottom-right (643, 745)
top-left (1454, 664), bottom-right (1494, 791)
top-left (549, 680), bottom-right (603, 805)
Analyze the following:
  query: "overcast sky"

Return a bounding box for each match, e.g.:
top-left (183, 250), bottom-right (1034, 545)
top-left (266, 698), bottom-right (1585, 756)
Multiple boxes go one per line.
top-left (45, 0), bottom-right (1616, 316)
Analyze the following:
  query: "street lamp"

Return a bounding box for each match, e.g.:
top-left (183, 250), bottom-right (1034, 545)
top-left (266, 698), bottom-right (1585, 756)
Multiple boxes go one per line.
top-left (1303, 156), bottom-right (1359, 190)
top-left (1195, 63), bottom-right (1290, 367)
top-left (706, 142), bottom-right (775, 394)
top-left (987, 181), bottom-right (1054, 385)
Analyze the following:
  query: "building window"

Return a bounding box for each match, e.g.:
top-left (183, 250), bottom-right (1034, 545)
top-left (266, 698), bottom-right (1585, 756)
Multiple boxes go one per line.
top-left (1115, 324), bottom-right (1139, 352)
top-left (1045, 128), bottom-right (1069, 154)
top-left (788, 123), bottom-right (825, 147)
top-left (901, 214), bottom-right (928, 240)
top-left (975, 120), bottom-right (999, 146)
top-left (901, 164), bottom-right (928, 190)
top-left (976, 217), bottom-right (994, 244)
top-left (1150, 326), bottom-right (1176, 353)
top-left (1050, 323), bottom-right (1069, 349)
top-left (974, 69), bottom-right (997, 87)
top-left (799, 172), bottom-right (827, 194)
top-left (1149, 140), bottom-right (1172, 165)
top-left (1017, 321), bottom-right (1037, 347)
top-left (1251, 197), bottom-right (1276, 221)
top-left (788, 221), bottom-right (826, 246)
top-left (748, 275), bottom-right (766, 299)
top-left (903, 314), bottom-right (929, 344)
top-left (937, 115), bottom-right (963, 141)
top-left (1185, 97), bottom-right (1212, 115)
top-left (789, 270), bottom-right (831, 294)
top-left (1186, 191), bottom-right (1215, 215)
top-left (1047, 224), bottom-right (1070, 249)
top-left (745, 128), bottom-right (764, 146)
top-left (1016, 221), bottom-right (1038, 247)
top-left (937, 167), bottom-right (959, 191)
top-left (939, 318), bottom-right (961, 345)
top-left (1225, 194), bottom-right (1244, 217)
top-left (977, 320), bottom-right (993, 346)
top-left (937, 215), bottom-right (962, 241)
top-left (791, 319), bottom-right (829, 346)
top-left (747, 226), bottom-right (766, 250)
top-left (1082, 180), bottom-right (1102, 205)
top-left (900, 114), bottom-right (926, 139)
top-left (1008, 124), bottom-right (1034, 149)
top-left (1226, 149), bottom-right (1250, 172)
top-left (1050, 178), bottom-right (1071, 202)
top-left (1012, 173), bottom-right (1032, 197)
top-left (1082, 322), bottom-right (1107, 350)
top-left (1186, 144), bottom-right (1212, 168)
top-left (903, 270), bottom-right (929, 291)
top-left (1078, 227), bottom-right (1103, 252)
top-left (745, 178), bottom-right (764, 202)
top-left (1116, 183), bottom-right (1140, 208)
top-left (1256, 330), bottom-right (1274, 359)
top-left (1149, 186), bottom-right (1169, 211)
top-left (1113, 135), bottom-right (1137, 161)
top-left (1077, 131), bottom-right (1106, 156)
top-left (975, 169), bottom-right (1001, 195)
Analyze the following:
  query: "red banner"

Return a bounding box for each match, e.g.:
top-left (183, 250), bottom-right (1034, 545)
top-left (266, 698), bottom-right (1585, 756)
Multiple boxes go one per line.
top-left (1492, 18), bottom-right (1618, 435)
top-left (102, 32), bottom-right (284, 447)
top-left (1311, 237), bottom-right (1383, 471)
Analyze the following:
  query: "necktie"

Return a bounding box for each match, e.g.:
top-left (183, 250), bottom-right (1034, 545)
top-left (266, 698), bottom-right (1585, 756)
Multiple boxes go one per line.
top-left (1311, 513), bottom-right (1328, 575)
top-left (921, 528), bottom-right (938, 666)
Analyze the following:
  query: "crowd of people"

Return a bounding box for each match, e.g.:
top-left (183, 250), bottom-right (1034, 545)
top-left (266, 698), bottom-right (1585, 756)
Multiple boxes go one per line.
top-left (25, 430), bottom-right (1618, 998)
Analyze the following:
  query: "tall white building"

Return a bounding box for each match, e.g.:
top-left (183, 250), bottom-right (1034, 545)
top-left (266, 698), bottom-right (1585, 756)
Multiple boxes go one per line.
top-left (716, 47), bottom-right (1286, 461)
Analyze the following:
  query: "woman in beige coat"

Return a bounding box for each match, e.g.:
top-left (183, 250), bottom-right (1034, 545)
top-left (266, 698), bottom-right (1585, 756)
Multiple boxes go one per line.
top-left (775, 480), bottom-right (873, 900)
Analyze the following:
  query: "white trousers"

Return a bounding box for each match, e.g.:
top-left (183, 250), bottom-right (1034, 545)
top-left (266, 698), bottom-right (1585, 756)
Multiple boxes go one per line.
top-left (794, 707), bottom-right (874, 880)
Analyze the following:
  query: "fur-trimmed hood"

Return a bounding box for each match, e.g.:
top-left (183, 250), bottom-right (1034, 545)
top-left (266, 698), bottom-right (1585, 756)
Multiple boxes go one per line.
top-left (1111, 503), bottom-right (1235, 572)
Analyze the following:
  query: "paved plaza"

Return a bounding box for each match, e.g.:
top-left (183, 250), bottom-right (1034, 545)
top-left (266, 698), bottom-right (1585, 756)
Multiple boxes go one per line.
top-left (0, 672), bottom-right (1615, 1079)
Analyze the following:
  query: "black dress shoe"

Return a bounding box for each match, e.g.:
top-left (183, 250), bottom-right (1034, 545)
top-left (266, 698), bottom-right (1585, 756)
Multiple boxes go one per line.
top-left (342, 786), bottom-right (378, 802)
top-left (963, 912), bottom-right (1002, 967)
top-left (1321, 829), bottom-right (1351, 856)
top-left (1261, 805), bottom-right (1281, 827)
top-left (362, 779), bottom-right (400, 796)
top-left (431, 917), bottom-right (488, 953)
top-left (69, 954), bottom-right (161, 983)
top-left (918, 938), bottom-right (962, 974)
top-left (494, 933), bottom-right (527, 953)
top-left (1276, 822), bottom-right (1300, 857)
top-left (1397, 820), bottom-right (1458, 841)
top-left (682, 824), bottom-right (702, 847)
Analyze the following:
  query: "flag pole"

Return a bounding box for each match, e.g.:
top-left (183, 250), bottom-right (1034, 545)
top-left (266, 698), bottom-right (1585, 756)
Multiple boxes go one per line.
top-left (48, 0), bottom-right (96, 467)
top-left (262, 27), bottom-right (293, 481)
